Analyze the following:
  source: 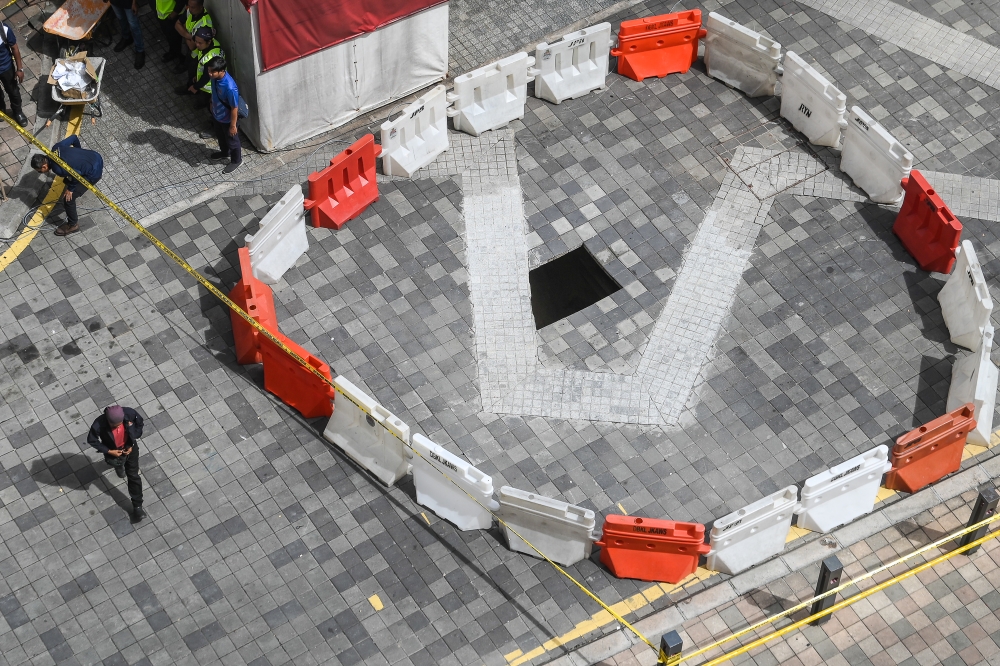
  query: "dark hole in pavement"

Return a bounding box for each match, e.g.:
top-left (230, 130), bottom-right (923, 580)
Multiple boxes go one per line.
top-left (529, 246), bottom-right (621, 330)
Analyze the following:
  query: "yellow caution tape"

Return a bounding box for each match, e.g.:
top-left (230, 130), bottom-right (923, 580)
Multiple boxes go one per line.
top-left (682, 510), bottom-right (1000, 663)
top-left (697, 520), bottom-right (1000, 665)
top-left (0, 110), bottom-right (657, 661)
top-left (0, 111), bottom-right (335, 392)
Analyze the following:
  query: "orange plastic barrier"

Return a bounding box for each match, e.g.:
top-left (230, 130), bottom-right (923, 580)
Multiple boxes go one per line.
top-left (892, 170), bottom-right (962, 274)
top-left (304, 134), bottom-right (382, 230)
top-left (259, 331), bottom-right (335, 418)
top-left (229, 247), bottom-right (278, 365)
top-left (595, 516), bottom-right (710, 583)
top-left (885, 404), bottom-right (976, 493)
top-left (610, 10), bottom-right (706, 82)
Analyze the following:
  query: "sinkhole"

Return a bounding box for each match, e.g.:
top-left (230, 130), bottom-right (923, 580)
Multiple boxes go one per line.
top-left (528, 246), bottom-right (622, 330)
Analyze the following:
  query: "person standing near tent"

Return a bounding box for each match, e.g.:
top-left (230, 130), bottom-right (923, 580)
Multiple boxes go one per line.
top-left (207, 56), bottom-right (242, 174)
top-left (30, 134), bottom-right (104, 236)
top-left (176, 27), bottom-right (222, 110)
top-left (103, 0), bottom-right (146, 69)
top-left (174, 0), bottom-right (213, 75)
top-left (156, 0), bottom-right (181, 64)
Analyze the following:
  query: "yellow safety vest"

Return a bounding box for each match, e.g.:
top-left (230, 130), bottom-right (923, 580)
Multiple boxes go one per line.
top-left (155, 0), bottom-right (176, 20)
top-left (195, 42), bottom-right (223, 93)
top-left (185, 10), bottom-right (213, 46)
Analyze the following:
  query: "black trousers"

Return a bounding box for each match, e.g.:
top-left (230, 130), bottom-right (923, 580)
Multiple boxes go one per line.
top-left (214, 119), bottom-right (242, 164)
top-left (63, 175), bottom-right (101, 226)
top-left (159, 16), bottom-right (180, 57)
top-left (104, 447), bottom-right (143, 507)
top-left (0, 66), bottom-right (23, 115)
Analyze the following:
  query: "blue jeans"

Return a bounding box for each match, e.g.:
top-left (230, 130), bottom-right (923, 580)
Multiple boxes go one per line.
top-left (111, 5), bottom-right (145, 53)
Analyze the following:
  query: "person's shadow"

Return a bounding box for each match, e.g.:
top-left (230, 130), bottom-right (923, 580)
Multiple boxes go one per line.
top-left (30, 451), bottom-right (134, 518)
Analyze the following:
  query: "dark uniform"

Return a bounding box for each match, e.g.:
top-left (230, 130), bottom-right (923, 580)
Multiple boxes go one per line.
top-left (87, 406), bottom-right (145, 521)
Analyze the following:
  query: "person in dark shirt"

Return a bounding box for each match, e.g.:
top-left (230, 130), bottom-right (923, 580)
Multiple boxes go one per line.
top-left (0, 20), bottom-right (28, 126)
top-left (87, 405), bottom-right (146, 523)
top-left (207, 56), bottom-right (242, 174)
top-left (103, 0), bottom-right (145, 69)
top-left (30, 135), bottom-right (105, 236)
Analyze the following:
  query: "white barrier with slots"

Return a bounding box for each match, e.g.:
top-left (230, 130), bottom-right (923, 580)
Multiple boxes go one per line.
top-left (947, 325), bottom-right (998, 447)
top-left (706, 486), bottom-right (800, 575)
top-left (841, 106), bottom-right (913, 204)
top-left (704, 12), bottom-right (782, 97)
top-left (245, 185), bottom-right (309, 285)
top-left (411, 434), bottom-right (499, 531)
top-left (447, 52), bottom-right (536, 136)
top-left (780, 51), bottom-right (847, 148)
top-left (796, 446), bottom-right (891, 533)
top-left (532, 23), bottom-right (611, 104)
top-left (323, 376), bottom-right (411, 487)
top-left (380, 85), bottom-right (449, 177)
top-left (498, 486), bottom-right (595, 566)
top-left (939, 240), bottom-right (994, 351)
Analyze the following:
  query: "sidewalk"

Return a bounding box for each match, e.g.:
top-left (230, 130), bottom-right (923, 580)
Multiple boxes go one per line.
top-left (602, 488), bottom-right (1000, 666)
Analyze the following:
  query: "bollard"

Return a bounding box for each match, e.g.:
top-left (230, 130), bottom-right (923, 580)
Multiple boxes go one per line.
top-left (658, 630), bottom-right (682, 665)
top-left (958, 487), bottom-right (999, 556)
top-left (809, 556), bottom-right (843, 626)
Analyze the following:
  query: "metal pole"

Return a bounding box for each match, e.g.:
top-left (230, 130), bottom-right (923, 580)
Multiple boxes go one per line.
top-left (958, 487), bottom-right (999, 556)
top-left (658, 630), bottom-right (682, 665)
top-left (809, 556), bottom-right (843, 626)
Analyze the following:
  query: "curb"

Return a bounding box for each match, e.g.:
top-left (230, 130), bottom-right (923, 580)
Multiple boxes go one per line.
top-left (546, 455), bottom-right (1000, 665)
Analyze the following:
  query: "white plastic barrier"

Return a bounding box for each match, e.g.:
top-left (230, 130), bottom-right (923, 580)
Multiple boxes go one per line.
top-left (498, 486), bottom-right (595, 566)
top-left (796, 446), bottom-right (892, 533)
top-left (939, 240), bottom-right (994, 351)
top-left (447, 52), bottom-right (536, 136)
top-left (947, 325), bottom-right (998, 446)
top-left (780, 51), bottom-right (847, 148)
top-left (532, 23), bottom-right (611, 104)
top-left (245, 185), bottom-right (309, 285)
top-left (841, 106), bottom-right (913, 204)
top-left (706, 486), bottom-right (800, 575)
top-left (380, 84), bottom-right (449, 178)
top-left (323, 376), bottom-right (411, 487)
top-left (704, 13), bottom-right (782, 97)
top-left (410, 434), bottom-right (499, 531)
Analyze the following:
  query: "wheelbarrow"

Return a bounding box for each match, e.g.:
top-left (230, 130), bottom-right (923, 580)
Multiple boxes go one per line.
top-left (50, 56), bottom-right (105, 119)
top-left (43, 0), bottom-right (114, 57)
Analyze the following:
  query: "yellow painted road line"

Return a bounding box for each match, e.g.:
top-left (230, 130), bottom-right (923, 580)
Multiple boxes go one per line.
top-left (368, 594), bottom-right (384, 611)
top-left (0, 108), bottom-right (84, 273)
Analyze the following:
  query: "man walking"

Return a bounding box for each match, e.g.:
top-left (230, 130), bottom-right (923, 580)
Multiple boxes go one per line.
top-left (30, 135), bottom-right (104, 236)
top-left (207, 56), bottom-right (242, 174)
top-left (0, 18), bottom-right (28, 126)
top-left (87, 405), bottom-right (146, 523)
top-left (103, 0), bottom-right (146, 69)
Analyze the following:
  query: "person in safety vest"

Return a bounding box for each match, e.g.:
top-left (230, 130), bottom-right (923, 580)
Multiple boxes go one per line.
top-left (176, 27), bottom-right (222, 110)
top-left (173, 0), bottom-right (213, 75)
top-left (155, 0), bottom-right (181, 63)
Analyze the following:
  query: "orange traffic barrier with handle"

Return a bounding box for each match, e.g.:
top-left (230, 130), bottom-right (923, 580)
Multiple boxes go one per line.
top-left (892, 170), bottom-right (962, 274)
top-left (260, 331), bottom-right (335, 418)
top-left (304, 133), bottom-right (382, 230)
top-left (610, 10), bottom-right (706, 82)
top-left (229, 247), bottom-right (278, 365)
top-left (596, 516), bottom-right (710, 583)
top-left (885, 403), bottom-right (976, 493)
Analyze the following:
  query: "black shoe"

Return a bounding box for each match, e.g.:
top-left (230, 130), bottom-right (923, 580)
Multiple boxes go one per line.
top-left (161, 52), bottom-right (178, 63)
top-left (115, 466), bottom-right (126, 478)
top-left (210, 151), bottom-right (228, 160)
top-left (113, 37), bottom-right (134, 53)
top-left (134, 52), bottom-right (145, 70)
top-left (132, 506), bottom-right (146, 523)
top-left (13, 113), bottom-right (27, 127)
top-left (199, 129), bottom-right (214, 139)
top-left (222, 161), bottom-right (242, 174)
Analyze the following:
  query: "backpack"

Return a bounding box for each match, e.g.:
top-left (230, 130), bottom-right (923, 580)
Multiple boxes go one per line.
top-left (237, 95), bottom-right (249, 119)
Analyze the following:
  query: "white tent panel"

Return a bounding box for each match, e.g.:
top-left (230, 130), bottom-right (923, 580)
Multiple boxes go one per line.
top-left (209, 0), bottom-right (449, 152)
